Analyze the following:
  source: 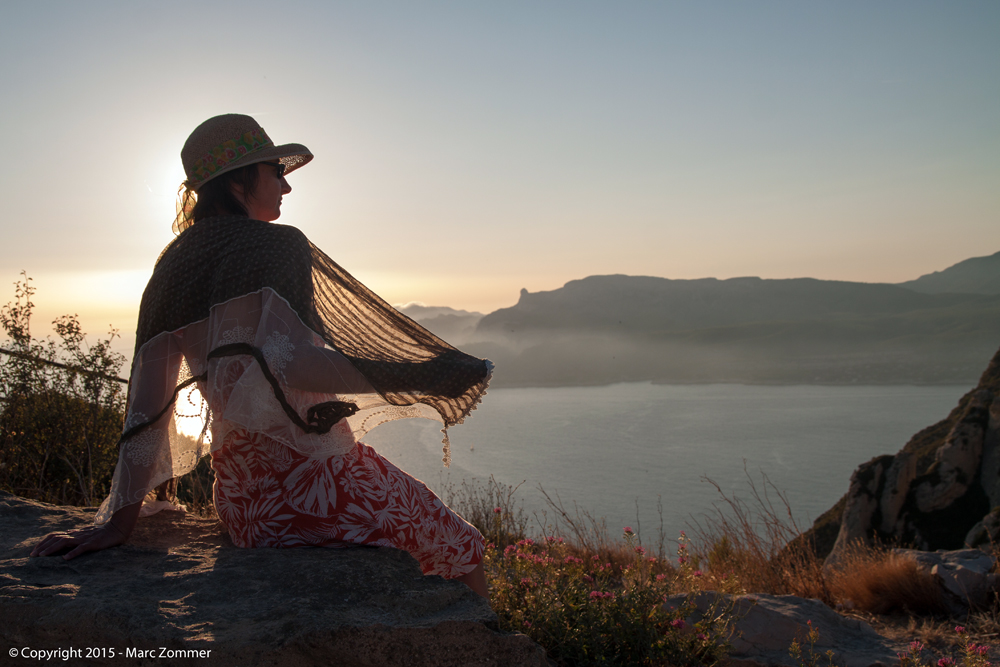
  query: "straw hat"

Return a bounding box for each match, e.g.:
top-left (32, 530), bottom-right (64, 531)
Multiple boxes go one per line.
top-left (181, 114), bottom-right (313, 191)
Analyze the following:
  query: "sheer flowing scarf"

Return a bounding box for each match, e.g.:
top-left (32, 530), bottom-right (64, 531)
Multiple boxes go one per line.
top-left (96, 216), bottom-right (491, 523)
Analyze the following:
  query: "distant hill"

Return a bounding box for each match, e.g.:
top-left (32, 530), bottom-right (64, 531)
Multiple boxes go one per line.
top-left (897, 251), bottom-right (1000, 295)
top-left (396, 304), bottom-right (484, 345)
top-left (468, 275), bottom-right (1000, 387)
top-left (477, 276), bottom-right (986, 335)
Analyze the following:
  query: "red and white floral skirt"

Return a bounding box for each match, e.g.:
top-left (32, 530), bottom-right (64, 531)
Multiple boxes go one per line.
top-left (211, 427), bottom-right (484, 579)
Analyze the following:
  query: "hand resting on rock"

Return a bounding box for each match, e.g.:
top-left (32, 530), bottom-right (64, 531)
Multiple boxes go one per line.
top-left (31, 501), bottom-right (141, 561)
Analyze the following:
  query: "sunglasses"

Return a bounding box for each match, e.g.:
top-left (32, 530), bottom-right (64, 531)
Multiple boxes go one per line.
top-left (260, 161), bottom-right (287, 179)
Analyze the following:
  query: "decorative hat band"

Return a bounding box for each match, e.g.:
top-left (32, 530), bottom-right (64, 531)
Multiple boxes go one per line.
top-left (189, 127), bottom-right (273, 182)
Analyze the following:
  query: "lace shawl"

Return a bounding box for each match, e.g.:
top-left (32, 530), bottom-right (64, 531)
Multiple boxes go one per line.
top-left (95, 215), bottom-right (492, 524)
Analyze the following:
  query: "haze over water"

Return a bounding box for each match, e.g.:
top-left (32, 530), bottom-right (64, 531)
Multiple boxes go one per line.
top-left (366, 383), bottom-right (969, 547)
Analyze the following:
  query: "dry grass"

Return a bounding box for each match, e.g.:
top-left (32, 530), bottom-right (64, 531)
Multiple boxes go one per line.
top-left (826, 545), bottom-right (949, 616)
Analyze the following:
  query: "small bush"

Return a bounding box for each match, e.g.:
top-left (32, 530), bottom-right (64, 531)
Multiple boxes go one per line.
top-left (0, 273), bottom-right (126, 506)
top-left (827, 545), bottom-right (948, 616)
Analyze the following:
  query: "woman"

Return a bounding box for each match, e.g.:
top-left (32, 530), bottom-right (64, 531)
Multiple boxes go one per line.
top-left (30, 114), bottom-right (493, 598)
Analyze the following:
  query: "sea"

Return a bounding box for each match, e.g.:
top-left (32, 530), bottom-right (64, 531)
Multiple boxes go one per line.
top-left (363, 383), bottom-right (969, 548)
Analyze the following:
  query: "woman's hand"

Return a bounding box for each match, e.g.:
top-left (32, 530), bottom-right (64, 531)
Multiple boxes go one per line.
top-left (30, 501), bottom-right (141, 560)
top-left (30, 524), bottom-right (128, 560)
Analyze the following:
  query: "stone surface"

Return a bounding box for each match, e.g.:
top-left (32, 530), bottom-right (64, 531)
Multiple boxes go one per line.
top-left (825, 456), bottom-right (892, 570)
top-left (965, 507), bottom-right (1000, 550)
top-left (894, 548), bottom-right (999, 615)
top-left (667, 592), bottom-right (897, 667)
top-left (818, 354), bottom-right (1000, 563)
top-left (913, 390), bottom-right (990, 513)
top-left (0, 493), bottom-right (547, 667)
top-left (878, 450), bottom-right (916, 534)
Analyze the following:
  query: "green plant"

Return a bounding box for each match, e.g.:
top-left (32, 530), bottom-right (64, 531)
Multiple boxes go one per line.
top-left (486, 527), bottom-right (731, 666)
top-left (0, 273), bottom-right (126, 506)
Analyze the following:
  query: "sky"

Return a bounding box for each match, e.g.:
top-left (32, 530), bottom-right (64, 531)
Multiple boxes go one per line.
top-left (1, 1), bottom-right (997, 358)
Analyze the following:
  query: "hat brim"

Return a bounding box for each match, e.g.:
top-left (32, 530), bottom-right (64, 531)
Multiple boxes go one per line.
top-left (192, 142), bottom-right (313, 191)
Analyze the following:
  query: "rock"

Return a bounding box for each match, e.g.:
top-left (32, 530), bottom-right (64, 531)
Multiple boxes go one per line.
top-left (666, 592), bottom-right (897, 667)
top-left (893, 548), bottom-right (998, 615)
top-left (824, 456), bottom-right (892, 570)
top-left (965, 507), bottom-right (1000, 549)
top-left (878, 450), bottom-right (917, 534)
top-left (807, 347), bottom-right (1000, 559)
top-left (0, 493), bottom-right (547, 667)
top-left (977, 395), bottom-right (1000, 507)
top-left (913, 390), bottom-right (991, 513)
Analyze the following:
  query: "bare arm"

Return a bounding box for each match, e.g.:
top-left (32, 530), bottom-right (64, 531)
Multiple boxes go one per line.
top-left (30, 500), bottom-right (142, 560)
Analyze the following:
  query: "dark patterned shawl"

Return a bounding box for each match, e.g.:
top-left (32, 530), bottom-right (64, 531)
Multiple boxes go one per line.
top-left (126, 215), bottom-right (491, 442)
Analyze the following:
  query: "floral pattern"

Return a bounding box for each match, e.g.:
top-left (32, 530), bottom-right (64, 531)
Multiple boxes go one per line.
top-left (190, 128), bottom-right (272, 183)
top-left (262, 330), bottom-right (295, 376)
top-left (220, 325), bottom-right (255, 346)
top-left (212, 428), bottom-right (484, 578)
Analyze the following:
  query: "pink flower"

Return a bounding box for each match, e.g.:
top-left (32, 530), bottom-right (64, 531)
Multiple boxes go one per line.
top-left (624, 526), bottom-right (634, 534)
top-left (670, 619), bottom-right (685, 629)
top-left (697, 633), bottom-right (707, 641)
top-left (582, 574), bottom-right (594, 583)
top-left (693, 570), bottom-right (703, 577)
top-left (655, 574), bottom-right (667, 581)
top-left (493, 507), bottom-right (501, 514)
top-left (589, 590), bottom-right (603, 599)
top-left (955, 626), bottom-right (967, 635)
top-left (937, 658), bottom-right (955, 667)
top-left (523, 620), bottom-right (531, 627)
top-left (908, 640), bottom-right (924, 652)
top-left (635, 546), bottom-right (647, 555)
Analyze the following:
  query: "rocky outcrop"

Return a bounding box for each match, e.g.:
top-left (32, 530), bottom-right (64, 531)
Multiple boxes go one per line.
top-left (893, 549), bottom-right (998, 616)
top-left (668, 593), bottom-right (899, 667)
top-left (818, 346), bottom-right (1000, 565)
top-left (0, 493), bottom-right (546, 667)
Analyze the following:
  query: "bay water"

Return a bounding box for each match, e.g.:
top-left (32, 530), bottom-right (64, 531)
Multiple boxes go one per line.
top-left (364, 383), bottom-right (969, 548)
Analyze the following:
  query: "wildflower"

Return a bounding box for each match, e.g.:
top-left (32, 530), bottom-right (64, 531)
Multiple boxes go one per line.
top-left (647, 557), bottom-right (657, 564)
top-left (908, 640), bottom-right (924, 652)
top-left (582, 574), bottom-right (594, 583)
top-left (655, 574), bottom-right (667, 581)
top-left (697, 633), bottom-right (707, 641)
top-left (692, 570), bottom-right (703, 577)
top-left (520, 577), bottom-right (534, 588)
top-left (624, 526), bottom-right (634, 534)
top-left (956, 626), bottom-right (967, 635)
top-left (493, 507), bottom-right (501, 514)
top-left (670, 619), bottom-right (685, 629)
top-left (634, 546), bottom-right (646, 555)
top-left (678, 556), bottom-right (687, 565)
top-left (937, 659), bottom-right (955, 667)
top-left (523, 620), bottom-right (531, 628)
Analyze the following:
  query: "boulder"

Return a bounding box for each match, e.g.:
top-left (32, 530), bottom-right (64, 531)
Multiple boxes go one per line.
top-left (0, 493), bottom-right (547, 667)
top-left (965, 507), bottom-right (1000, 549)
top-left (893, 548), bottom-right (998, 616)
top-left (814, 347), bottom-right (1000, 563)
top-left (666, 592), bottom-right (898, 667)
top-left (825, 456), bottom-right (892, 570)
top-left (912, 390), bottom-right (991, 514)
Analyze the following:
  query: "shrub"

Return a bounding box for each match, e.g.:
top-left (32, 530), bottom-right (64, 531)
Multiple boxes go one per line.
top-left (0, 273), bottom-right (126, 506)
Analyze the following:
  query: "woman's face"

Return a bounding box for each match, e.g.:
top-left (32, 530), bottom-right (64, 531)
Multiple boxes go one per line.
top-left (242, 162), bottom-right (292, 221)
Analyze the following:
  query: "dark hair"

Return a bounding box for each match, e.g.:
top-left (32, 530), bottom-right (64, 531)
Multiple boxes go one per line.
top-left (191, 164), bottom-right (261, 222)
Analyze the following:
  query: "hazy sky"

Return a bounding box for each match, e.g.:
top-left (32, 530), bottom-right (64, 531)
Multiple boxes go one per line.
top-left (1, 1), bottom-right (997, 356)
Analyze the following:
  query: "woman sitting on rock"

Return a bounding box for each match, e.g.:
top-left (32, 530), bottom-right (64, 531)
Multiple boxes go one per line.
top-left (31, 114), bottom-right (492, 599)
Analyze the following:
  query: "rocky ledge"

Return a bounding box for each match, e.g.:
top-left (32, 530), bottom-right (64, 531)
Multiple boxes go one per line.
top-left (0, 493), bottom-right (546, 666)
